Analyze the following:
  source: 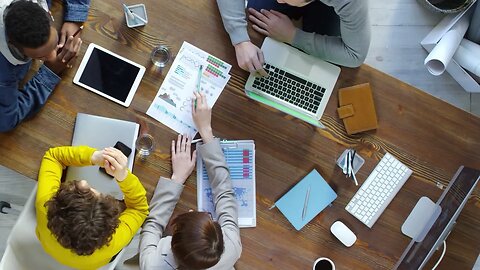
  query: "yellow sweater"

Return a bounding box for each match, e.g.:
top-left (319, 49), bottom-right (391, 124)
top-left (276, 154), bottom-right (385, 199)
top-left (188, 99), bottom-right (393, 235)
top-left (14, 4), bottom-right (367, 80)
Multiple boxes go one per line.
top-left (35, 146), bottom-right (149, 270)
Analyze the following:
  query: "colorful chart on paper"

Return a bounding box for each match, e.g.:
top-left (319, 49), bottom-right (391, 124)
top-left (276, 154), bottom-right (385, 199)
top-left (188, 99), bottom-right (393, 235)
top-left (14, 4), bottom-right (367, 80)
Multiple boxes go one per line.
top-left (146, 42), bottom-right (232, 136)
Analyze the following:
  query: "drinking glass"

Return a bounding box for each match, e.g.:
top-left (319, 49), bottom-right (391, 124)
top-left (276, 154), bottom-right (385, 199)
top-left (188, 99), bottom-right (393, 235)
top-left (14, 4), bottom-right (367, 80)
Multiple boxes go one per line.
top-left (136, 134), bottom-right (155, 160)
top-left (150, 45), bottom-right (171, 68)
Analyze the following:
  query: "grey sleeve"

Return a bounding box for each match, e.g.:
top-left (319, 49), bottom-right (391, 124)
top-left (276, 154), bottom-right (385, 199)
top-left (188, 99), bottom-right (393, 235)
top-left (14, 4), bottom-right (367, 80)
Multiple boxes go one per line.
top-left (197, 139), bottom-right (242, 266)
top-left (139, 178), bottom-right (183, 270)
top-left (292, 0), bottom-right (370, 68)
top-left (216, 0), bottom-right (250, 45)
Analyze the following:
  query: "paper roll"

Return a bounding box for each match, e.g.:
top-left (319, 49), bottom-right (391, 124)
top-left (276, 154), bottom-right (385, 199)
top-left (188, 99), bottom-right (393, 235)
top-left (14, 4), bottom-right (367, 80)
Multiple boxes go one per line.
top-left (453, 38), bottom-right (480, 77)
top-left (424, 14), bottom-right (470, 76)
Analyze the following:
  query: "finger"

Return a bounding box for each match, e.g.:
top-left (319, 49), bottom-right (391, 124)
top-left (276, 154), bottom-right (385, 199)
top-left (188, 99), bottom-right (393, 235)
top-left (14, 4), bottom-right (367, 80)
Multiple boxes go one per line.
top-left (248, 14), bottom-right (269, 30)
top-left (59, 31), bottom-right (66, 48)
top-left (248, 7), bottom-right (263, 17)
top-left (191, 98), bottom-right (196, 115)
top-left (176, 134), bottom-right (182, 152)
top-left (261, 9), bottom-right (275, 19)
top-left (105, 148), bottom-right (127, 165)
top-left (256, 68), bottom-right (268, 77)
top-left (246, 61), bottom-right (256, 74)
top-left (181, 134), bottom-right (188, 153)
top-left (200, 92), bottom-right (207, 106)
top-left (186, 136), bottom-right (192, 154)
top-left (191, 150), bottom-right (197, 163)
top-left (258, 49), bottom-right (265, 66)
top-left (61, 36), bottom-right (76, 63)
top-left (252, 24), bottom-right (270, 36)
top-left (171, 139), bottom-right (176, 156)
top-left (104, 160), bottom-right (112, 174)
top-left (251, 8), bottom-right (269, 21)
top-left (72, 38), bottom-right (82, 55)
top-left (103, 154), bottom-right (121, 171)
top-left (251, 53), bottom-right (266, 76)
top-left (270, 9), bottom-right (288, 18)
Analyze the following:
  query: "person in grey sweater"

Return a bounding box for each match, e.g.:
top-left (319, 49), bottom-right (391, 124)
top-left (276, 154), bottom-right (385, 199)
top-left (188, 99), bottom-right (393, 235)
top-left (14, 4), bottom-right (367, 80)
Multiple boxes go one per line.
top-left (139, 92), bottom-right (242, 270)
top-left (216, 0), bottom-right (370, 74)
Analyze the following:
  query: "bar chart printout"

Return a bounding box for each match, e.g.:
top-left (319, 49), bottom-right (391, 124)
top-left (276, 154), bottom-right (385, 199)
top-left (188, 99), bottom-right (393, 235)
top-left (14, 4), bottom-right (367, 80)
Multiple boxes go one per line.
top-left (197, 140), bottom-right (256, 228)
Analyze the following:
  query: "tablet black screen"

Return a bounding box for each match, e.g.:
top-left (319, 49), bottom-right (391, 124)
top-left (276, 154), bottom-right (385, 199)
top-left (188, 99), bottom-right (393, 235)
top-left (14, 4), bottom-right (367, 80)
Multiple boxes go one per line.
top-left (79, 47), bottom-right (140, 102)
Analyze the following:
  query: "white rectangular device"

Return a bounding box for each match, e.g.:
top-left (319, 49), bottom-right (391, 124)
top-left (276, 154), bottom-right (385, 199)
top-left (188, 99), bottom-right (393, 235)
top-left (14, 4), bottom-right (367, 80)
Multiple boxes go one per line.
top-left (73, 43), bottom-right (146, 107)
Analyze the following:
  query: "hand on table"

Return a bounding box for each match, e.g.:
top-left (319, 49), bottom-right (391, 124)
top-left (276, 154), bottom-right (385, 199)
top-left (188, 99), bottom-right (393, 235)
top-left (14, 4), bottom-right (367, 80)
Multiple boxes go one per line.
top-left (248, 8), bottom-right (297, 44)
top-left (192, 92), bottom-right (214, 143)
top-left (170, 134), bottom-right (196, 184)
top-left (233, 41), bottom-right (268, 76)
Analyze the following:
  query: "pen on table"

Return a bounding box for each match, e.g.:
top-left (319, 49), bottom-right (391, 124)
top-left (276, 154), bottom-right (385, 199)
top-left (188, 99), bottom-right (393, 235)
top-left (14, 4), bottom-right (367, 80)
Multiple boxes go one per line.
top-left (301, 185), bottom-right (311, 221)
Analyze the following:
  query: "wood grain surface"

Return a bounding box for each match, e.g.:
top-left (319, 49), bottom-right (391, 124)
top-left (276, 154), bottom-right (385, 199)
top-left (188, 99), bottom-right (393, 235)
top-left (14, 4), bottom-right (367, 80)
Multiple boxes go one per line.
top-left (0, 0), bottom-right (479, 269)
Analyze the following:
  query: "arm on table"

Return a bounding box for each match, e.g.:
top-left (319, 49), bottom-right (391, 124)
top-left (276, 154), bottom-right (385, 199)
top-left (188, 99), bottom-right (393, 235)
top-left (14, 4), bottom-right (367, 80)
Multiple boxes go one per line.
top-left (292, 0), bottom-right (370, 67)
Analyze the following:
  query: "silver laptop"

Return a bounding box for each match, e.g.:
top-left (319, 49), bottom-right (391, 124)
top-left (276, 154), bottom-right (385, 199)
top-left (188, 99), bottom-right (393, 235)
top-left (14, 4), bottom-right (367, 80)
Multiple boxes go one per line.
top-left (65, 113), bottom-right (139, 199)
top-left (245, 37), bottom-right (341, 128)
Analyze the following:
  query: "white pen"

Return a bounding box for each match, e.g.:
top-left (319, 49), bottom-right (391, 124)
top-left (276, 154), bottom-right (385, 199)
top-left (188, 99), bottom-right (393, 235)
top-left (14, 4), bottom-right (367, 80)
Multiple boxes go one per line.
top-left (131, 11), bottom-right (147, 24)
top-left (302, 185), bottom-right (311, 221)
top-left (351, 169), bottom-right (359, 186)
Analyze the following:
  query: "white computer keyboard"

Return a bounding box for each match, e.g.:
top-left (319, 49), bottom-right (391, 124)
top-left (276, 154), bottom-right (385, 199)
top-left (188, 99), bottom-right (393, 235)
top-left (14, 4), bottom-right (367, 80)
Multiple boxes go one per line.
top-left (345, 153), bottom-right (413, 228)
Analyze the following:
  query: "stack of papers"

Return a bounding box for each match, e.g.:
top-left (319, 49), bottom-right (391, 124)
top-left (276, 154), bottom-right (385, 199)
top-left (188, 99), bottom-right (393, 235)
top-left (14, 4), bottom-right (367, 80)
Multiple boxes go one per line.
top-left (147, 42), bottom-right (231, 136)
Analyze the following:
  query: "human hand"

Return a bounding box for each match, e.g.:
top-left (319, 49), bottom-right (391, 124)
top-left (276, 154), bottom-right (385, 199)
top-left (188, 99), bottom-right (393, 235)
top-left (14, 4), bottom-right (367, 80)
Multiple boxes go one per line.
top-left (192, 92), bottom-right (214, 143)
top-left (59, 22), bottom-right (83, 63)
top-left (91, 150), bottom-right (105, 166)
top-left (59, 22), bottom-right (82, 50)
top-left (248, 8), bottom-right (297, 44)
top-left (44, 36), bottom-right (82, 75)
top-left (233, 41), bottom-right (268, 76)
top-left (170, 134), bottom-right (196, 184)
top-left (102, 147), bottom-right (129, 181)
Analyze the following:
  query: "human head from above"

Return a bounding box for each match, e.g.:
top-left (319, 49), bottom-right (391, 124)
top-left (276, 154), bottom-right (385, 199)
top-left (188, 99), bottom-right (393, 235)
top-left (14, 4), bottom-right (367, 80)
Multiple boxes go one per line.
top-left (4, 0), bottom-right (58, 61)
top-left (45, 180), bottom-right (122, 256)
top-left (277, 0), bottom-right (314, 7)
top-left (171, 211), bottom-right (225, 269)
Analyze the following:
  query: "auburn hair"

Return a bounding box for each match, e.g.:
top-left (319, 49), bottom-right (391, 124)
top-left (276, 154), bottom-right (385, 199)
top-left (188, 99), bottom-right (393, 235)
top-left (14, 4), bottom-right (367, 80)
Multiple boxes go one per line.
top-left (171, 212), bottom-right (224, 269)
top-left (45, 180), bottom-right (122, 256)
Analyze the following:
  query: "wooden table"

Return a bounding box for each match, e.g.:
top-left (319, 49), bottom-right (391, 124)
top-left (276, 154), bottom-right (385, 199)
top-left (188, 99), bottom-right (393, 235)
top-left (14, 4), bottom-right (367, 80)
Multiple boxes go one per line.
top-left (1, 0), bottom-right (479, 269)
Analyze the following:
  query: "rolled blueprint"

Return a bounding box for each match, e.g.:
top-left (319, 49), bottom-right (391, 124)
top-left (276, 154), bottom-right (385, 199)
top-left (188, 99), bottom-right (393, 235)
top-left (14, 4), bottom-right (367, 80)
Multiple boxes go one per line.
top-left (424, 14), bottom-right (470, 76)
top-left (453, 38), bottom-right (480, 77)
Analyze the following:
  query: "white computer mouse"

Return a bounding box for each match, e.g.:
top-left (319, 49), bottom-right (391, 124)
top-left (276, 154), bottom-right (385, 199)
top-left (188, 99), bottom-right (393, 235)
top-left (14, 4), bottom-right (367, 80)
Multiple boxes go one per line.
top-left (330, 221), bottom-right (357, 247)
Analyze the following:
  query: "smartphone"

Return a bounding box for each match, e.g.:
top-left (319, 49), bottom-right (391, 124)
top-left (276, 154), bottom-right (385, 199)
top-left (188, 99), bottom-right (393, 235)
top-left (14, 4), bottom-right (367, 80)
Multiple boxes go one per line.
top-left (99, 141), bottom-right (132, 175)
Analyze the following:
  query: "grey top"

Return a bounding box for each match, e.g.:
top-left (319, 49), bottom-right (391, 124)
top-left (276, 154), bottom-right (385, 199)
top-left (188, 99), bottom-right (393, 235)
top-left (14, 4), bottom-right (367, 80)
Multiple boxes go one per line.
top-left (216, 0), bottom-right (370, 67)
top-left (139, 139), bottom-right (242, 270)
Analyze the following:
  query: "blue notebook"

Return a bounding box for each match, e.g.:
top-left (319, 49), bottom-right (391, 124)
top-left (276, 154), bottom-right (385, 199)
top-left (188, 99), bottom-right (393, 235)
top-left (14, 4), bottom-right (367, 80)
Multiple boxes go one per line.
top-left (275, 169), bottom-right (337, 230)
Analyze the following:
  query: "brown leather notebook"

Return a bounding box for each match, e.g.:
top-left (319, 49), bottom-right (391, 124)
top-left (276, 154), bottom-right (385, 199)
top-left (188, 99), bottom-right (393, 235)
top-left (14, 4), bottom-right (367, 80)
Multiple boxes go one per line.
top-left (337, 83), bottom-right (378, 135)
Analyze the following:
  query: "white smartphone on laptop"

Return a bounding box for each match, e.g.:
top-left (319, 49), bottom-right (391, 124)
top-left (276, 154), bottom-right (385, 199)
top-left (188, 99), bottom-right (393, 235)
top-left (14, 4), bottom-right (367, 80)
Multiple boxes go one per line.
top-left (73, 43), bottom-right (146, 107)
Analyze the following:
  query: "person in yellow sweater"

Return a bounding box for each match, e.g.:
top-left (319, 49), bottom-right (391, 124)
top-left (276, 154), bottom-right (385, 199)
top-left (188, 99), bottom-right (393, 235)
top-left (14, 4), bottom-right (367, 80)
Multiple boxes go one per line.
top-left (36, 146), bottom-right (149, 269)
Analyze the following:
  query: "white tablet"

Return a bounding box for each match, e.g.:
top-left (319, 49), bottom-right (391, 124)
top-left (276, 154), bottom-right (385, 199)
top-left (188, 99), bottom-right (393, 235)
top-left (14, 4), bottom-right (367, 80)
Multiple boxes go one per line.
top-left (73, 43), bottom-right (145, 107)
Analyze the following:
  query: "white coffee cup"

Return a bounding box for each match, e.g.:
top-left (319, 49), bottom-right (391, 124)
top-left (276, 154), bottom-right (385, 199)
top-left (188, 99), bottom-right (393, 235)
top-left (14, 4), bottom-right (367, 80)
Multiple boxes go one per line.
top-left (313, 257), bottom-right (335, 270)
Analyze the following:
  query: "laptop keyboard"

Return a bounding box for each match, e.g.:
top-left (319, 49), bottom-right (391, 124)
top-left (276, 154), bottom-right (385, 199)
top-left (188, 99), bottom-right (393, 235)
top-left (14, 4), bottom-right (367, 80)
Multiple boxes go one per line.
top-left (251, 63), bottom-right (326, 113)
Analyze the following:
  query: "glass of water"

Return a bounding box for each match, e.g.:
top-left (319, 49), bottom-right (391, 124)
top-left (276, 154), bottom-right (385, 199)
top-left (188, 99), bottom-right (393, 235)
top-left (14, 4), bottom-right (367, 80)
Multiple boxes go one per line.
top-left (135, 134), bottom-right (155, 160)
top-left (150, 45), bottom-right (171, 68)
